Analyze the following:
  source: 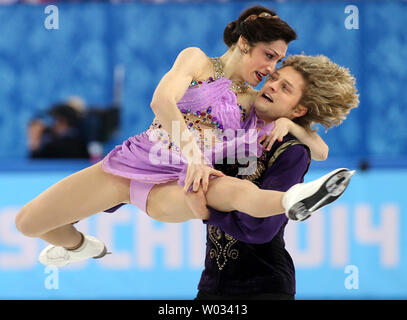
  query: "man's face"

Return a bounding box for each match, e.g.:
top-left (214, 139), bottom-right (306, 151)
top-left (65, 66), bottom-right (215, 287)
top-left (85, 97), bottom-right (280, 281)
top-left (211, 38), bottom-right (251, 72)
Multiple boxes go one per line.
top-left (254, 66), bottom-right (306, 122)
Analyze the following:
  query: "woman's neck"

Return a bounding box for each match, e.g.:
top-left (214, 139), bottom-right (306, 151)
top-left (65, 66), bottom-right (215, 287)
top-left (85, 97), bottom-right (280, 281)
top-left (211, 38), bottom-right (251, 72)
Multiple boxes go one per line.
top-left (219, 47), bottom-right (245, 82)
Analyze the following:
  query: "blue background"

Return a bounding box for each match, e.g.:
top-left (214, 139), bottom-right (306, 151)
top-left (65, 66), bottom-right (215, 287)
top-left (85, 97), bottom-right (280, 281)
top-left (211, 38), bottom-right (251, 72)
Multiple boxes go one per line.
top-left (0, 0), bottom-right (406, 300)
top-left (0, 0), bottom-right (406, 162)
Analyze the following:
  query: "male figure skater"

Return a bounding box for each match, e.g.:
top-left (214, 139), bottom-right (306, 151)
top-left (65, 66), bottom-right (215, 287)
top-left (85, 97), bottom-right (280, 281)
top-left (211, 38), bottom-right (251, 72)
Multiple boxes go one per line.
top-left (195, 54), bottom-right (359, 299)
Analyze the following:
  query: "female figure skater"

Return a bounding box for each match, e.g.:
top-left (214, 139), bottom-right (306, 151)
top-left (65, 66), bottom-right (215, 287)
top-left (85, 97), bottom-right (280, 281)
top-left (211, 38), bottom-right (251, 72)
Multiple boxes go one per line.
top-left (15, 6), bottom-right (353, 267)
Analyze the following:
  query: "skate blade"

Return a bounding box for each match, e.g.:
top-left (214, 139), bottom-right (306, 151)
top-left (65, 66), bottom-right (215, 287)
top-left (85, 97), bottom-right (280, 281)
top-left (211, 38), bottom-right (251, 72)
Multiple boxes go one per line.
top-left (308, 169), bottom-right (356, 212)
top-left (93, 246), bottom-right (111, 259)
top-left (290, 169), bottom-right (356, 221)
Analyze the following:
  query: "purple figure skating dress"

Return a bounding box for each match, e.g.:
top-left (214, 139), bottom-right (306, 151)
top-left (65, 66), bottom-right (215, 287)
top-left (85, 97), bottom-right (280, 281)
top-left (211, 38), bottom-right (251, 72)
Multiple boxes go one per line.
top-left (101, 58), bottom-right (273, 213)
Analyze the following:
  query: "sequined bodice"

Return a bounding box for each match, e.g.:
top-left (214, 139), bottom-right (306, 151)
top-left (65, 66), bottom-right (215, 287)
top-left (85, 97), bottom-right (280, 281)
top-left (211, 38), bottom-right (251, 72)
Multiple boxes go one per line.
top-left (147, 58), bottom-right (248, 152)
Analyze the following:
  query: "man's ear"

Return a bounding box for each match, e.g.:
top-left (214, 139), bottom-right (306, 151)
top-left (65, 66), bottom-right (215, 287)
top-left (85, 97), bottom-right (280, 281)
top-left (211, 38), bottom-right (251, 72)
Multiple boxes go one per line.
top-left (292, 104), bottom-right (308, 118)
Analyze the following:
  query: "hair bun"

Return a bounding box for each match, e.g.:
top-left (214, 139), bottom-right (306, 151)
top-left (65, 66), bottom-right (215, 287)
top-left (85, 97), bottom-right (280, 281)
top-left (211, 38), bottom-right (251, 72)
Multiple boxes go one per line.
top-left (223, 20), bottom-right (241, 48)
top-left (223, 6), bottom-right (296, 48)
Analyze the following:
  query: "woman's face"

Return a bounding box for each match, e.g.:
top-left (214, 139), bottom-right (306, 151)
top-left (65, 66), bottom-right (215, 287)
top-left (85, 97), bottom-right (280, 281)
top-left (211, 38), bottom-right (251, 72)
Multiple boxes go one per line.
top-left (240, 40), bottom-right (288, 86)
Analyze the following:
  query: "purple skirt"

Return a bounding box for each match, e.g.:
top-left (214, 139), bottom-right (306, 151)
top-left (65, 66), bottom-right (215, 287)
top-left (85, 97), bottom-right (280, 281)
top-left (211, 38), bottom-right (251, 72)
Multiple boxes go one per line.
top-left (101, 114), bottom-right (274, 213)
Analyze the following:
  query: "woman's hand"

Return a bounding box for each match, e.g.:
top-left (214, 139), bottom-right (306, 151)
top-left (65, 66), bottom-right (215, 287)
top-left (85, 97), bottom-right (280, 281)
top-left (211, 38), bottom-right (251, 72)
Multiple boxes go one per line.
top-left (259, 118), bottom-right (293, 151)
top-left (184, 159), bottom-right (225, 193)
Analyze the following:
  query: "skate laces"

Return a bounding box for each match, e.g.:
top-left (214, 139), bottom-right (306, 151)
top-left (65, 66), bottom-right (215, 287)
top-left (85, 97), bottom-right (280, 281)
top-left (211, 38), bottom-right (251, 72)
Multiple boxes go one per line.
top-left (45, 246), bottom-right (70, 261)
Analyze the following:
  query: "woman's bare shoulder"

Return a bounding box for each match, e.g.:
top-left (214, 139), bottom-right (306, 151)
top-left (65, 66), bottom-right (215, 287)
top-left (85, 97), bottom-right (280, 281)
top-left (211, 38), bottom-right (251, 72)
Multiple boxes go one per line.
top-left (174, 47), bottom-right (212, 79)
top-left (176, 47), bottom-right (210, 67)
top-left (179, 47), bottom-right (207, 58)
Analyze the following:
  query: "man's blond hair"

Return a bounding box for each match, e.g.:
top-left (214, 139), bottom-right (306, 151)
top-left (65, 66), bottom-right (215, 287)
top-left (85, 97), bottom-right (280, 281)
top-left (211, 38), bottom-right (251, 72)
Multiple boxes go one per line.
top-left (281, 54), bottom-right (359, 132)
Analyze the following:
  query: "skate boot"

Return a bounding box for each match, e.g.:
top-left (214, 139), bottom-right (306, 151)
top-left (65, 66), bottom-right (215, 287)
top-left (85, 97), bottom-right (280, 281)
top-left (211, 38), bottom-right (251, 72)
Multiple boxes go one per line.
top-left (38, 234), bottom-right (110, 267)
top-left (282, 168), bottom-right (355, 221)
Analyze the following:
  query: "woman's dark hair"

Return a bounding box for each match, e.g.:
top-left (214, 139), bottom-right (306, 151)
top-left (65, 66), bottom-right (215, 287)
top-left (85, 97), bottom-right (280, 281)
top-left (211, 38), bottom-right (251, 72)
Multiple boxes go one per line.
top-left (223, 5), bottom-right (297, 48)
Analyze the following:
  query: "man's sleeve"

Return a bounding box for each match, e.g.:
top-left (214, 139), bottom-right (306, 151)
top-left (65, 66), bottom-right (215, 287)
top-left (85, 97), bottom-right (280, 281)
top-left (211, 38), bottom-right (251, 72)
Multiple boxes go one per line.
top-left (204, 144), bottom-right (310, 244)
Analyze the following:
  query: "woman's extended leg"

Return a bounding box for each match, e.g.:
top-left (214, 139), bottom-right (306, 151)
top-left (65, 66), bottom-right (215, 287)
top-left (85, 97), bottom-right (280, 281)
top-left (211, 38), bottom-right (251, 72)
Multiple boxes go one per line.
top-left (147, 176), bottom-right (284, 222)
top-left (205, 176), bottom-right (285, 217)
top-left (148, 168), bottom-right (354, 222)
top-left (15, 161), bottom-right (131, 247)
